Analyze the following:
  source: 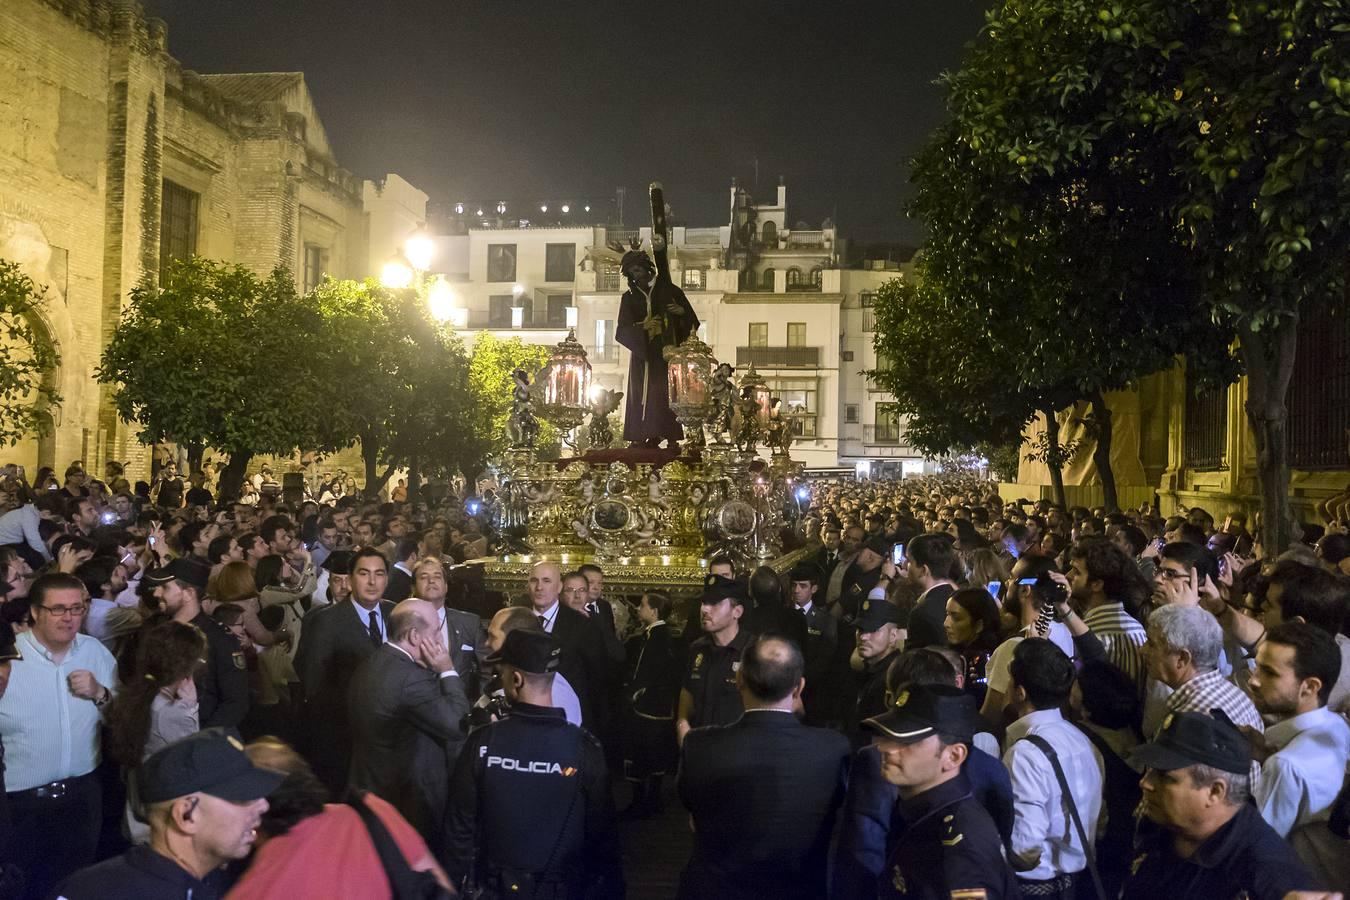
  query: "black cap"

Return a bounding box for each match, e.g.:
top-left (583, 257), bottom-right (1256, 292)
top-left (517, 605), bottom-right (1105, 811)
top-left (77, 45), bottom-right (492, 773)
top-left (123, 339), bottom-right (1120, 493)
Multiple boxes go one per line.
top-left (144, 557), bottom-right (210, 592)
top-left (861, 535), bottom-right (892, 558)
top-left (486, 629), bottom-right (561, 675)
top-left (854, 594), bottom-right (902, 633)
top-left (0, 620), bottom-right (20, 662)
top-left (789, 562), bottom-right (823, 584)
top-left (864, 683), bottom-right (979, 744)
top-left (1131, 709), bottom-right (1251, 775)
top-left (139, 728), bottom-right (284, 805)
top-left (321, 550), bottom-right (355, 575)
top-left (699, 575), bottom-right (748, 608)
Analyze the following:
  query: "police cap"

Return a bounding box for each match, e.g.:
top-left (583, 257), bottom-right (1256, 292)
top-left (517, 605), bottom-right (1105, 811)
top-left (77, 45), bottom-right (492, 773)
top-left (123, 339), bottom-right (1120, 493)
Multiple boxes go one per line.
top-left (1131, 708), bottom-right (1251, 775)
top-left (144, 557), bottom-right (210, 592)
top-left (854, 594), bottom-right (902, 633)
top-left (864, 683), bottom-right (979, 745)
top-left (789, 562), bottom-right (823, 585)
top-left (486, 629), bottom-right (561, 675)
top-left (321, 550), bottom-right (355, 575)
top-left (699, 574), bottom-right (748, 608)
top-left (140, 728), bottom-right (284, 805)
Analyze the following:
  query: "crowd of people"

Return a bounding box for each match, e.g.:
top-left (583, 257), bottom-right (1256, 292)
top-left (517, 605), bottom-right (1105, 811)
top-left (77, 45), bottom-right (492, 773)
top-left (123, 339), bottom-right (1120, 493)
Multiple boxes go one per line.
top-left (0, 461), bottom-right (1347, 899)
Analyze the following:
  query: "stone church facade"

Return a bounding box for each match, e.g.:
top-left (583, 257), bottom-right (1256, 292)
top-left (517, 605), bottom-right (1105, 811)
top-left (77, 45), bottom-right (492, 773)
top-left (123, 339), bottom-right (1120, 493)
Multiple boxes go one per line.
top-left (0, 0), bottom-right (373, 477)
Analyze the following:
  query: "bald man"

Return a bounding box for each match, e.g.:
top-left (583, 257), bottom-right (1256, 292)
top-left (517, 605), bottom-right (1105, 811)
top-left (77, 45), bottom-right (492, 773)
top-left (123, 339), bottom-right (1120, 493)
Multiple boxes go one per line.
top-left (347, 598), bottom-right (470, 861)
top-left (527, 561), bottom-right (607, 729)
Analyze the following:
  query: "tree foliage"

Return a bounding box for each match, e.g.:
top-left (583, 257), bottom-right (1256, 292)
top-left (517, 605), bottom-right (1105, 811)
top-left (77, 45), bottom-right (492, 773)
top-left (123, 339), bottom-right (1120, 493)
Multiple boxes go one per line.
top-left (877, 0), bottom-right (1345, 536)
top-left (0, 261), bottom-right (61, 447)
top-left (97, 259), bottom-right (342, 496)
top-left (462, 332), bottom-right (554, 477)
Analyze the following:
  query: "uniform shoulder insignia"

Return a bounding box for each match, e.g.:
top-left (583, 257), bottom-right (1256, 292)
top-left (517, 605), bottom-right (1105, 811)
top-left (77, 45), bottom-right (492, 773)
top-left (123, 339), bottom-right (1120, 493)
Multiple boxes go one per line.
top-left (1130, 852), bottom-right (1148, 876)
top-left (231, 650), bottom-right (246, 670)
top-left (950, 891), bottom-right (987, 899)
top-left (693, 652), bottom-right (704, 669)
top-left (891, 867), bottom-right (907, 894)
top-left (941, 832), bottom-right (964, 847)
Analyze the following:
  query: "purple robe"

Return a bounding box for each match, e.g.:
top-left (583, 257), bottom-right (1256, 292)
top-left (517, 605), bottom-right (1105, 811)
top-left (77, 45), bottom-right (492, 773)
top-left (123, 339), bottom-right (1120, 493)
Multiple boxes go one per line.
top-left (615, 278), bottom-right (698, 444)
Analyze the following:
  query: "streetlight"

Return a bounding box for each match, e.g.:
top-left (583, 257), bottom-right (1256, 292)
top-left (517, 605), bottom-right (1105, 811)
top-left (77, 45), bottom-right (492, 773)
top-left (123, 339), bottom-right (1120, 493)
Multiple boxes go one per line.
top-left (561, 204), bottom-right (570, 214)
top-left (404, 233), bottom-right (435, 272)
top-left (427, 278), bottom-right (457, 323)
top-left (380, 257), bottom-right (414, 290)
top-left (511, 283), bottom-right (526, 329)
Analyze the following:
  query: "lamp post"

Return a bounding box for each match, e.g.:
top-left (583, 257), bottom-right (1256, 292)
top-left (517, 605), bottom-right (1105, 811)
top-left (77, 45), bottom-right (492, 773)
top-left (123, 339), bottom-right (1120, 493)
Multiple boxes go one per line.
top-left (380, 233), bottom-right (466, 327)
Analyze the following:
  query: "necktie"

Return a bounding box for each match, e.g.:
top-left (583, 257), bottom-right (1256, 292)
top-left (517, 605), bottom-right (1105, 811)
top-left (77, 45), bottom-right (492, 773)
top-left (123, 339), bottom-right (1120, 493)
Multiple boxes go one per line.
top-left (367, 610), bottom-right (382, 646)
top-left (587, 602), bottom-right (598, 616)
top-left (538, 614), bottom-right (547, 629)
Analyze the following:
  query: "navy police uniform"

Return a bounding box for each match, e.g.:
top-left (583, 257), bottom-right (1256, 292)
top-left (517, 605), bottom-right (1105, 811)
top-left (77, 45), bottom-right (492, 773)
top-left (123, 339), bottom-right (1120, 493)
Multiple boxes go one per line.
top-left (682, 627), bottom-right (750, 729)
top-left (444, 631), bottom-right (623, 900)
top-left (190, 610), bottom-right (249, 729)
top-left (865, 684), bottom-right (1018, 900)
top-left (1123, 709), bottom-right (1319, 899)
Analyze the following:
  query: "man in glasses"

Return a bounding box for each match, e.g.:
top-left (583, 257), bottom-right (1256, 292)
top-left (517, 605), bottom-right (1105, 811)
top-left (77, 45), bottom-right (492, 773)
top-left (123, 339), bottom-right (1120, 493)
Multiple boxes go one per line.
top-left (0, 572), bottom-right (118, 898)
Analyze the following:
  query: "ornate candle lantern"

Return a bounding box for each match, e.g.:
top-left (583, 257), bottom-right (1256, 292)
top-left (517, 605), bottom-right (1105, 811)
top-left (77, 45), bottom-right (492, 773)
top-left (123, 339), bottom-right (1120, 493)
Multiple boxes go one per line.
top-left (536, 328), bottom-right (592, 452)
top-left (663, 331), bottom-right (717, 448)
top-left (737, 363), bottom-right (773, 426)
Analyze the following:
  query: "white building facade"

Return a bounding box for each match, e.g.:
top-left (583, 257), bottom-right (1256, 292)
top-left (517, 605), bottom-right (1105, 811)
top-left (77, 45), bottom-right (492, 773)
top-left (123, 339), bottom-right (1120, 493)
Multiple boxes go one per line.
top-left (367, 180), bottom-right (925, 472)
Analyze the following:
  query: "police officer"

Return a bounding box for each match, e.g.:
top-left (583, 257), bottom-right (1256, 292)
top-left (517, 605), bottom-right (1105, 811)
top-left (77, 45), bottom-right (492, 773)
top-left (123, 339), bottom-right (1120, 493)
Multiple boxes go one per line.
top-left (846, 588), bottom-right (905, 746)
top-left (836, 535), bottom-right (888, 625)
top-left (445, 630), bottom-right (623, 900)
top-left (1124, 709), bottom-right (1320, 898)
top-left (675, 576), bottom-right (751, 746)
top-left (789, 562), bottom-right (839, 726)
top-left (146, 557), bottom-right (249, 729)
top-left (864, 683), bottom-right (1018, 899)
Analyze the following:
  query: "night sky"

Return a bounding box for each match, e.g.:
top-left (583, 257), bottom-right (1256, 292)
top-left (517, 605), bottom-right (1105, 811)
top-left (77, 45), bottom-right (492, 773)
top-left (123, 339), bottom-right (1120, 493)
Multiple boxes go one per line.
top-left (141, 1), bottom-right (993, 245)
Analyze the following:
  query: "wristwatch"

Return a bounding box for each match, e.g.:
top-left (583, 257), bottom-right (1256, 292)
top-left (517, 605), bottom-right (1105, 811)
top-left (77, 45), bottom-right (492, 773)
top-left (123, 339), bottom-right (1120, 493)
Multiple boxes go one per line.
top-left (93, 686), bottom-right (111, 708)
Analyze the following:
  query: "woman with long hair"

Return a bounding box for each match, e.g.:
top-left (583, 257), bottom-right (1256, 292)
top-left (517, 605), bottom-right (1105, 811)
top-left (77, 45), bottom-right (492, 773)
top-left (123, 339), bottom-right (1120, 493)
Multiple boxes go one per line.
top-left (107, 619), bottom-right (205, 842)
top-left (943, 587), bottom-right (1004, 708)
top-left (965, 548), bottom-right (1011, 593)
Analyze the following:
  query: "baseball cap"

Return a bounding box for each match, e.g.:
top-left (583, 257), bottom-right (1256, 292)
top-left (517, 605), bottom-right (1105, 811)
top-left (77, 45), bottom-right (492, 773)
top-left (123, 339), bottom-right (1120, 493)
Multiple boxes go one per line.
top-left (864, 683), bottom-right (979, 745)
top-left (854, 594), bottom-right (903, 633)
top-left (486, 629), bottom-right (561, 675)
top-left (699, 575), bottom-right (748, 608)
top-left (144, 557), bottom-right (210, 592)
top-left (140, 728), bottom-right (284, 805)
top-left (1131, 709), bottom-right (1251, 775)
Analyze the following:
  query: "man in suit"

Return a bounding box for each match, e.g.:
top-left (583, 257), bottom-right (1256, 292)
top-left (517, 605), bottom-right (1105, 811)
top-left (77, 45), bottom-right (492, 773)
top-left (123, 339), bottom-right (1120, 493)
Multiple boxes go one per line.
top-left (294, 545), bottom-right (395, 794)
top-left (348, 598), bottom-right (470, 861)
top-left (812, 525), bottom-right (845, 578)
top-left (824, 525), bottom-right (864, 610)
top-left (527, 561), bottom-right (607, 728)
top-left (413, 556), bottom-right (485, 699)
top-left (789, 562), bottom-right (839, 726)
top-left (578, 563), bottom-right (626, 667)
top-left (383, 535), bottom-right (419, 602)
top-left (677, 635), bottom-right (850, 900)
top-left (903, 533), bottom-right (958, 650)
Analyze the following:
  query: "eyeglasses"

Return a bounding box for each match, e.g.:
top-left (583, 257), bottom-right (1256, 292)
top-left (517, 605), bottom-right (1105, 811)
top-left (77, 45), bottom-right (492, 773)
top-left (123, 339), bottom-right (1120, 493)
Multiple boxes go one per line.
top-left (38, 603), bottom-right (87, 618)
top-left (1157, 568), bottom-right (1191, 582)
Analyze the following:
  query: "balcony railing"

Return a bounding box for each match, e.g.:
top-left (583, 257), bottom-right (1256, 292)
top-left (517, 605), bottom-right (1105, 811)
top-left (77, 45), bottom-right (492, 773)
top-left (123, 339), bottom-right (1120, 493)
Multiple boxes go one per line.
top-left (786, 231), bottom-right (825, 247)
top-left (586, 345), bottom-right (620, 363)
top-left (865, 423), bottom-right (904, 445)
top-left (596, 272), bottom-right (622, 292)
top-left (1183, 380), bottom-right (1228, 471)
top-left (785, 281), bottom-right (822, 293)
top-left (735, 346), bottom-right (821, 368)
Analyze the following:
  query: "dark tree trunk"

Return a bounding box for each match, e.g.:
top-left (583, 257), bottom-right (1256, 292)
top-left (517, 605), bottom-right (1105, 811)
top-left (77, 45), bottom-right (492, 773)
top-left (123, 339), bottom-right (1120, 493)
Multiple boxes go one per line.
top-left (217, 451), bottom-right (252, 502)
top-left (360, 431), bottom-right (397, 501)
top-left (1042, 404), bottom-right (1068, 509)
top-left (1238, 314), bottom-right (1300, 555)
top-left (1088, 391), bottom-right (1119, 513)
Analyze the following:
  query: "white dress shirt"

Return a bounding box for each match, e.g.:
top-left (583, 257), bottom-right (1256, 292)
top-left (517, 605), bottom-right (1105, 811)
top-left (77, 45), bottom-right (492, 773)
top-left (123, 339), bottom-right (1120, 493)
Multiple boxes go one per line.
top-left (535, 600), bottom-right (560, 633)
top-left (0, 631), bottom-right (119, 790)
top-left (1003, 707), bottom-right (1105, 881)
top-left (353, 600), bottom-right (388, 644)
top-left (1256, 705), bottom-right (1350, 838)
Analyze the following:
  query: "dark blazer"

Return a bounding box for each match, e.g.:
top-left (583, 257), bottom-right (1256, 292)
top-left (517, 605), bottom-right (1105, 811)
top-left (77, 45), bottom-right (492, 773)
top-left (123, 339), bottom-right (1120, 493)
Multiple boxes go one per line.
top-left (384, 564), bottom-right (414, 602)
top-left (441, 605), bottom-right (486, 699)
top-left (551, 602), bottom-right (607, 726)
top-left (625, 622), bottom-right (680, 719)
top-left (798, 603), bottom-right (839, 726)
top-left (589, 597), bottom-right (627, 668)
top-left (905, 582), bottom-right (956, 650)
top-left (294, 598), bottom-right (395, 791)
top-left (348, 644), bottom-right (470, 855)
top-left (677, 709), bottom-right (850, 900)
